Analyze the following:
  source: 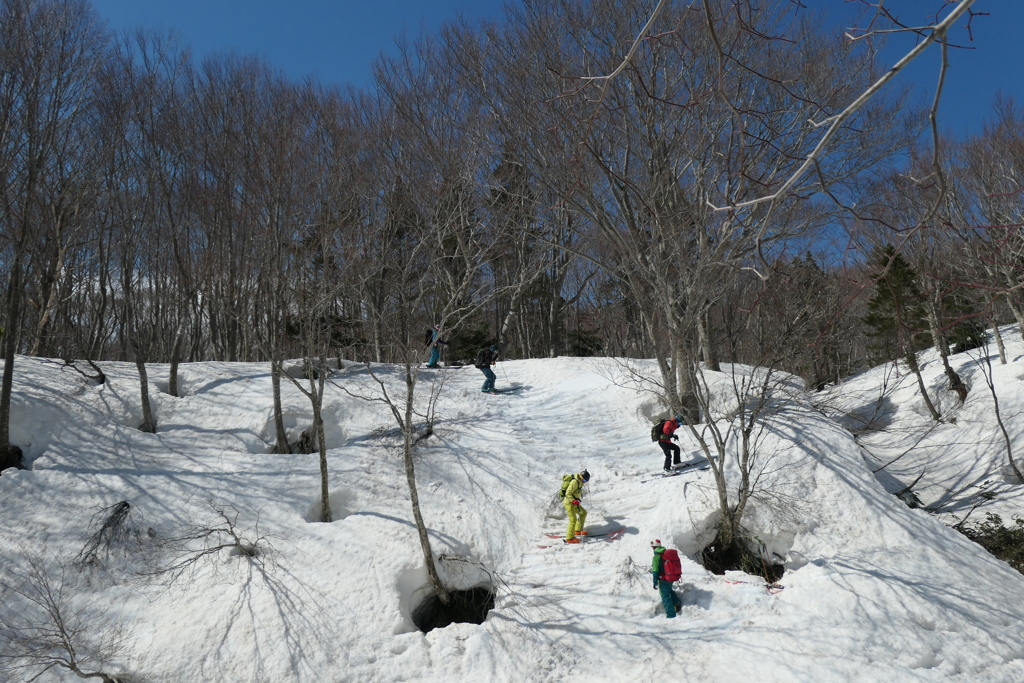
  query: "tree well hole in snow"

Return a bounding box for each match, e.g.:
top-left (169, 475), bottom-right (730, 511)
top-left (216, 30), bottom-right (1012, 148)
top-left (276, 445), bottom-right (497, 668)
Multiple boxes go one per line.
top-left (699, 537), bottom-right (785, 584)
top-left (261, 407), bottom-right (346, 454)
top-left (411, 584), bottom-right (495, 633)
top-left (0, 444), bottom-right (24, 471)
top-left (302, 489), bottom-right (355, 522)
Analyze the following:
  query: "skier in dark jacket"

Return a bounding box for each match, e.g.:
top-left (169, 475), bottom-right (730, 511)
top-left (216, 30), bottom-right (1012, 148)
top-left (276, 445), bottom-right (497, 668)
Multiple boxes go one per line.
top-left (651, 539), bottom-right (682, 618)
top-left (656, 416), bottom-right (682, 472)
top-left (475, 345), bottom-right (500, 393)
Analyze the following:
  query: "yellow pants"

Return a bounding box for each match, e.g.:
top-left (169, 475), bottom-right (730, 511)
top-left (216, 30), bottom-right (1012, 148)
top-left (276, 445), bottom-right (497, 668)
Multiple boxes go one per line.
top-left (564, 501), bottom-right (587, 539)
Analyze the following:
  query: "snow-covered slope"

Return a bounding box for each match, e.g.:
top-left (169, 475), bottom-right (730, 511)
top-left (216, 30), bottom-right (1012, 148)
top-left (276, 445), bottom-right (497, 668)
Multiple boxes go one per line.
top-left (1, 342), bottom-right (1023, 682)
top-left (822, 327), bottom-right (1024, 524)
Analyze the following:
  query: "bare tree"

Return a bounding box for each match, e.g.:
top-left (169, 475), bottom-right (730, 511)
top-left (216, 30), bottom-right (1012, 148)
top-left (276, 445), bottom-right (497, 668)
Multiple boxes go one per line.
top-left (333, 39), bottom-right (525, 602)
top-left (953, 98), bottom-right (1024, 339)
top-left (0, 554), bottom-right (133, 682)
top-left (0, 0), bottom-right (108, 466)
top-left (686, 363), bottom-right (784, 569)
top-left (968, 340), bottom-right (1024, 484)
top-left (149, 500), bottom-right (271, 585)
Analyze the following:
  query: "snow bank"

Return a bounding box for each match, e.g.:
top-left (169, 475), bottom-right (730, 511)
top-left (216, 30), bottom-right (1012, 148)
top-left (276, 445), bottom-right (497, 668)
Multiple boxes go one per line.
top-left (0, 349), bottom-right (1022, 682)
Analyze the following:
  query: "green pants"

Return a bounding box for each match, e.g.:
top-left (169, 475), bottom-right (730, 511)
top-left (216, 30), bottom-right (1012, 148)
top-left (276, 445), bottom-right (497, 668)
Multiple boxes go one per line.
top-left (564, 501), bottom-right (587, 539)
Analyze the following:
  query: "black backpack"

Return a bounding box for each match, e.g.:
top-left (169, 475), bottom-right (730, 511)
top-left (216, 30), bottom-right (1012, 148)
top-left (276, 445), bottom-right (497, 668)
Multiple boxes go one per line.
top-left (650, 419), bottom-right (667, 442)
top-left (475, 349), bottom-right (488, 368)
top-left (424, 328), bottom-right (434, 346)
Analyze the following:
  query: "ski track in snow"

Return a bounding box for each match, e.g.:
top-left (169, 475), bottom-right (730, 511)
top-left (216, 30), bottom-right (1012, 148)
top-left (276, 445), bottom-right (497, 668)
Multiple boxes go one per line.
top-left (1, 340), bottom-right (1024, 682)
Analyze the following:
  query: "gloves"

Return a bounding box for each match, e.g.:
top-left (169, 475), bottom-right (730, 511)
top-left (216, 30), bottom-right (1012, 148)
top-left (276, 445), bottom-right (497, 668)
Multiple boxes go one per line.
top-left (671, 435), bottom-right (678, 441)
top-left (570, 499), bottom-right (580, 506)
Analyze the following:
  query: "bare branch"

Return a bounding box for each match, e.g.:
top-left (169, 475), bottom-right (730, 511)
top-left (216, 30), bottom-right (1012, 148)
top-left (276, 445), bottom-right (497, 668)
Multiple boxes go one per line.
top-left (708, 0), bottom-right (977, 214)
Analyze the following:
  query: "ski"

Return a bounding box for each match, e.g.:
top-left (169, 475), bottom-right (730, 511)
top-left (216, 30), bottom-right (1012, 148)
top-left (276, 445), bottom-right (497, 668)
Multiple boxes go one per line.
top-left (640, 459), bottom-right (710, 483)
top-left (723, 579), bottom-right (785, 595)
top-left (484, 385), bottom-right (523, 394)
top-left (543, 527), bottom-right (626, 540)
top-left (536, 531), bottom-right (626, 549)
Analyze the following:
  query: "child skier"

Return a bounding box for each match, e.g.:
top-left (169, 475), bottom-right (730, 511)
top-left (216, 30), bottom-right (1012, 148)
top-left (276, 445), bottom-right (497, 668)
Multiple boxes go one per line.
top-left (651, 539), bottom-right (683, 618)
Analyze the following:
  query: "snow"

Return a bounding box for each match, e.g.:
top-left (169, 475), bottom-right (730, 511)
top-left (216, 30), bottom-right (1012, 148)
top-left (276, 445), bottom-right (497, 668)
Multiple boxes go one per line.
top-left (1, 333), bottom-right (1024, 682)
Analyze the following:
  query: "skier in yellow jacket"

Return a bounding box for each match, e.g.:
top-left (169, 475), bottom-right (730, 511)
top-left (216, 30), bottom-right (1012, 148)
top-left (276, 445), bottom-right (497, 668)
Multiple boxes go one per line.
top-left (562, 470), bottom-right (590, 543)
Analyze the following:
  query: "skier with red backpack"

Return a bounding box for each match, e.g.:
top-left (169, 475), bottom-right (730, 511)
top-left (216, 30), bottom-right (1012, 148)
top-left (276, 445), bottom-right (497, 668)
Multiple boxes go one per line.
top-left (651, 415), bottom-right (683, 472)
top-left (651, 539), bottom-right (683, 618)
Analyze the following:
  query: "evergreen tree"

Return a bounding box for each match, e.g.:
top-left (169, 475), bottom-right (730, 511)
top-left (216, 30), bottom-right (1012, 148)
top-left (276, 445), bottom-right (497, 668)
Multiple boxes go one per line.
top-left (863, 245), bottom-right (929, 365)
top-left (864, 244), bottom-right (940, 420)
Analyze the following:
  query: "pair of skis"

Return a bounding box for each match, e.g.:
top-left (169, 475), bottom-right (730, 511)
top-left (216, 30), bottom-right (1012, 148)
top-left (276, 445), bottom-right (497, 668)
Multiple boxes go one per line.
top-left (723, 579), bottom-right (785, 595)
top-left (537, 527), bottom-right (626, 548)
top-left (482, 384), bottom-right (523, 394)
top-left (640, 458), bottom-right (711, 483)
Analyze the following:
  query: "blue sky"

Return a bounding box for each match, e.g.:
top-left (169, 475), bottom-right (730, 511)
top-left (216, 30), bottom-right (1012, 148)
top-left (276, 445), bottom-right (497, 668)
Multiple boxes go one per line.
top-left (90, 0), bottom-right (1022, 139)
top-left (90, 0), bottom-right (506, 89)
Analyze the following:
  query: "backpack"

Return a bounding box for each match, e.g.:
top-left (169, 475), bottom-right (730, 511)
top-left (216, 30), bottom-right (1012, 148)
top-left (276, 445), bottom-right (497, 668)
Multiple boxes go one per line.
top-left (661, 548), bottom-right (682, 582)
top-left (475, 349), bottom-right (488, 368)
top-left (650, 419), bottom-right (667, 442)
top-left (558, 474), bottom-right (575, 499)
top-left (424, 328), bottom-right (434, 346)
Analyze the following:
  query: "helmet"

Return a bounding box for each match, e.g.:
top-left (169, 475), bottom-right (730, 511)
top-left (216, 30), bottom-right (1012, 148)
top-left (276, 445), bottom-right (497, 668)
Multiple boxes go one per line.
top-left (673, 414), bottom-right (683, 423)
top-left (489, 345), bottom-right (497, 352)
top-left (581, 469), bottom-right (591, 482)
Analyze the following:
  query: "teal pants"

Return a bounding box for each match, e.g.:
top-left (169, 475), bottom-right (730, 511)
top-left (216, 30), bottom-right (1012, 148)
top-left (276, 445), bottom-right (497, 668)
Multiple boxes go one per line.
top-left (659, 580), bottom-right (682, 618)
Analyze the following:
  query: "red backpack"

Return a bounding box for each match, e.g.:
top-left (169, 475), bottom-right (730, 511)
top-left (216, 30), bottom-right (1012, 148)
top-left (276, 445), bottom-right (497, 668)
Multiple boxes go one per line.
top-left (661, 548), bottom-right (682, 582)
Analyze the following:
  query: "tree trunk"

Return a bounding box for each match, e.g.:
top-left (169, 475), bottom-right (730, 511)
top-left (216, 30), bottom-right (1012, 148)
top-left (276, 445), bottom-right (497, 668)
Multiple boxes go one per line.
top-left (992, 316), bottom-right (1007, 365)
top-left (311, 361), bottom-right (331, 522)
top-left (1006, 294), bottom-right (1024, 341)
top-left (271, 359), bottom-right (290, 454)
top-left (547, 292), bottom-right (560, 358)
top-left (926, 301), bottom-right (950, 357)
top-left (0, 255), bottom-right (23, 449)
top-left (929, 301), bottom-right (967, 403)
top-left (697, 309), bottom-right (720, 372)
top-left (905, 352), bottom-right (941, 422)
top-left (168, 324), bottom-right (184, 398)
top-left (674, 337), bottom-right (700, 423)
top-left (498, 295), bottom-right (519, 343)
top-left (940, 353), bottom-right (968, 404)
top-left (994, 394), bottom-right (1024, 484)
top-left (403, 364), bottom-right (450, 604)
top-left (135, 354), bottom-right (157, 433)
